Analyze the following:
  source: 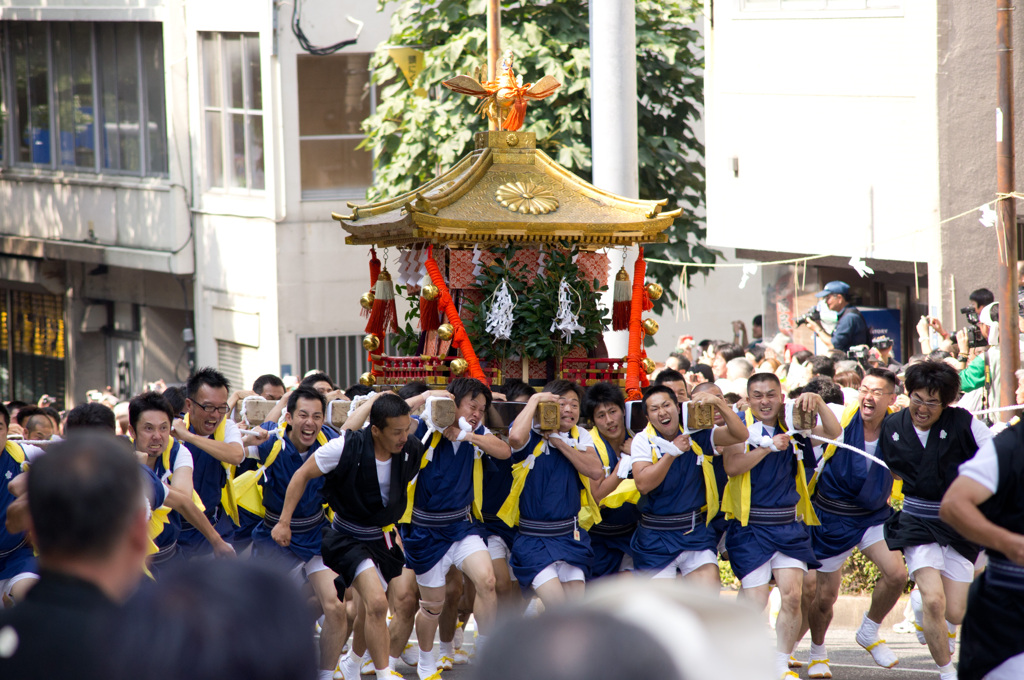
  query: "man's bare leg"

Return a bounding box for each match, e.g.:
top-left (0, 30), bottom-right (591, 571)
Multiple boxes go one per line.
top-left (684, 562), bottom-right (722, 590)
top-left (309, 569), bottom-right (350, 676)
top-left (773, 568), bottom-right (805, 678)
top-left (414, 583), bottom-right (446, 680)
top-left (914, 567), bottom-right (952, 667)
top-left (352, 568), bottom-right (392, 674)
top-left (387, 569), bottom-right (418, 662)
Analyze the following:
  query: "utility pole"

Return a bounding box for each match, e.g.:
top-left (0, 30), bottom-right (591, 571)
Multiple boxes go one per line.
top-left (590, 0), bottom-right (639, 356)
top-left (996, 0), bottom-right (1018, 419)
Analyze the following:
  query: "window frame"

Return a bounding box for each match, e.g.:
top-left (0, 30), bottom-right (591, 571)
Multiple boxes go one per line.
top-left (0, 20), bottom-right (168, 177)
top-left (199, 31), bottom-right (265, 195)
top-left (296, 52), bottom-right (379, 202)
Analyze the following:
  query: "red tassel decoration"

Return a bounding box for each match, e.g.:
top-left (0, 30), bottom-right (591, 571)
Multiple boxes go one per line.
top-left (612, 267), bottom-right (632, 331)
top-left (419, 290), bottom-right (440, 333)
top-left (365, 269), bottom-right (398, 336)
top-left (361, 248), bottom-right (382, 319)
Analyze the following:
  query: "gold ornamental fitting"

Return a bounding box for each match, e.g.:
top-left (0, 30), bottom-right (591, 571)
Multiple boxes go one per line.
top-left (437, 323), bottom-right (455, 341)
top-left (615, 267), bottom-right (630, 282)
top-left (358, 372), bottom-right (377, 387)
top-left (377, 269), bottom-right (392, 282)
top-left (646, 282), bottom-right (663, 301)
top-left (362, 334), bottom-right (381, 352)
top-left (421, 284), bottom-right (440, 301)
top-left (642, 318), bottom-right (659, 336)
top-left (360, 291), bottom-right (376, 310)
top-left (449, 358), bottom-right (469, 376)
top-left (642, 357), bottom-right (656, 374)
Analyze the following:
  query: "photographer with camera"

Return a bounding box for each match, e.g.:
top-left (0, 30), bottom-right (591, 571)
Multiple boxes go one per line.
top-left (804, 281), bottom-right (870, 353)
top-left (922, 289), bottom-right (994, 346)
top-left (957, 293), bottom-right (1024, 418)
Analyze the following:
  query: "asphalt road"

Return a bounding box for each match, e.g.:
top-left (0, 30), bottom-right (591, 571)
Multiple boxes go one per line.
top-left (378, 621), bottom-right (945, 680)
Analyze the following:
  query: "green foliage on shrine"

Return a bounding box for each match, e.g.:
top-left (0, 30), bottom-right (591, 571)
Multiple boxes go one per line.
top-left (461, 242), bottom-right (608, 363)
top-left (361, 0), bottom-right (715, 308)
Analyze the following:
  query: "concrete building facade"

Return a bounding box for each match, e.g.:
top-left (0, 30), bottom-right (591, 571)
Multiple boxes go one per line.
top-left (704, 0), bottom-right (1024, 357)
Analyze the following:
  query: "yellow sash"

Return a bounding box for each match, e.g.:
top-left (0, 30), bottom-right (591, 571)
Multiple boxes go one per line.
top-left (497, 427), bottom-right (602, 530)
top-left (721, 410), bottom-right (819, 527)
top-left (643, 423), bottom-right (719, 526)
top-left (150, 436), bottom-right (206, 512)
top-left (588, 427), bottom-right (640, 510)
top-left (183, 413), bottom-right (240, 525)
top-left (231, 426), bottom-right (329, 518)
top-left (5, 441), bottom-right (25, 468)
top-left (399, 430), bottom-right (485, 524)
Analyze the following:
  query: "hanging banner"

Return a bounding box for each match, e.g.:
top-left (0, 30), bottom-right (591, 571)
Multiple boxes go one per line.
top-left (388, 47), bottom-right (428, 97)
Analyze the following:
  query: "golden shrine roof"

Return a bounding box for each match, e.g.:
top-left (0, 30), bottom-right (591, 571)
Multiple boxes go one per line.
top-left (333, 131), bottom-right (680, 250)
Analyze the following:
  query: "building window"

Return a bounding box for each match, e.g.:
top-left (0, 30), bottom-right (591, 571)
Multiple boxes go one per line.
top-left (0, 21), bottom-right (167, 175)
top-left (0, 288), bottom-right (66, 404)
top-left (216, 340), bottom-right (262, 396)
top-left (200, 32), bottom-right (264, 192)
top-left (297, 333), bottom-right (400, 391)
top-left (297, 53), bottom-right (376, 200)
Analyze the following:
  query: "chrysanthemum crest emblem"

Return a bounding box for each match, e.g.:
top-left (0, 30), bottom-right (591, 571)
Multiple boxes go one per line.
top-left (496, 180), bottom-right (559, 215)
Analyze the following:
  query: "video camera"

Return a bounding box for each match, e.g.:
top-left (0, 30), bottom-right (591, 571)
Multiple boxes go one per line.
top-left (959, 306), bottom-right (988, 349)
top-left (794, 307), bottom-right (821, 327)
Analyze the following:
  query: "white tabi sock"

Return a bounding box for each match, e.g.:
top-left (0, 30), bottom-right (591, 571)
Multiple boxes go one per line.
top-left (775, 650), bottom-right (790, 677)
top-left (389, 656), bottom-right (400, 671)
top-left (858, 612), bottom-right (881, 640)
top-left (474, 633), bottom-right (487, 656)
top-left (439, 641), bottom-right (454, 659)
top-left (938, 661), bottom-right (957, 680)
top-left (339, 650), bottom-right (361, 680)
top-left (418, 646), bottom-right (438, 680)
top-left (808, 642), bottom-right (827, 661)
top-left (375, 668), bottom-right (392, 680)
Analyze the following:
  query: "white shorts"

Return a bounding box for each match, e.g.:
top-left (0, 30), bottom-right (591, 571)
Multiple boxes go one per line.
top-left (354, 558), bottom-right (389, 593)
top-left (651, 549), bottom-right (717, 579)
top-left (486, 535), bottom-right (517, 582)
top-left (740, 552), bottom-right (807, 589)
top-left (416, 534), bottom-right (489, 589)
top-left (904, 543), bottom-right (974, 583)
top-left (0, 572), bottom-right (39, 600)
top-left (286, 554), bottom-right (330, 585)
top-left (817, 523), bottom-right (887, 574)
top-left (532, 560), bottom-right (585, 590)
top-left (987, 651), bottom-right (1024, 680)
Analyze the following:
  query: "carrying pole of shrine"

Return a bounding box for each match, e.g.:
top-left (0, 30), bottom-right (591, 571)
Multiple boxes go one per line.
top-left (590, 0), bottom-right (639, 356)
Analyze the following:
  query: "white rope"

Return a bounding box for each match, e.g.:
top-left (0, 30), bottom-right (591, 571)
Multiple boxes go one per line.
top-left (808, 434), bottom-right (889, 470)
top-left (969, 404), bottom-right (1024, 417)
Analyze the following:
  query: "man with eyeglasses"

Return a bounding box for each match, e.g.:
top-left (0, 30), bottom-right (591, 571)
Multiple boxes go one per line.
top-left (801, 368), bottom-right (909, 678)
top-left (805, 281), bottom-right (870, 354)
top-left (171, 367), bottom-right (245, 559)
top-left (879, 361), bottom-right (992, 680)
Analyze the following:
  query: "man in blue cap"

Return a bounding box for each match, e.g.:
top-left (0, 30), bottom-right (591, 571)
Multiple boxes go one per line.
top-left (806, 281), bottom-right (870, 353)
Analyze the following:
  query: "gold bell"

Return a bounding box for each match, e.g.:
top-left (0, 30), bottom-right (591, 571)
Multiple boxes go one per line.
top-left (437, 323), bottom-right (455, 341)
top-left (615, 267), bottom-right (630, 282)
top-left (358, 372), bottom-right (376, 387)
top-left (360, 291), bottom-right (375, 310)
top-left (449, 358), bottom-right (469, 376)
top-left (646, 282), bottom-right (663, 301)
top-left (642, 357), bottom-right (656, 374)
top-left (642, 318), bottom-right (659, 336)
top-left (421, 284), bottom-right (440, 301)
top-left (362, 334), bottom-right (380, 352)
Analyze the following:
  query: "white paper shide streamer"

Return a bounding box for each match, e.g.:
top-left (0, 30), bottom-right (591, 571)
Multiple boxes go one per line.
top-left (550, 278), bottom-right (585, 342)
top-left (485, 279), bottom-right (516, 341)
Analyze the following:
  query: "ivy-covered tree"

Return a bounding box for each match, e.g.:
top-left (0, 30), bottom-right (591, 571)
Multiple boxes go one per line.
top-left (361, 0), bottom-right (714, 308)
